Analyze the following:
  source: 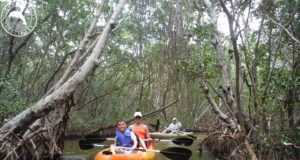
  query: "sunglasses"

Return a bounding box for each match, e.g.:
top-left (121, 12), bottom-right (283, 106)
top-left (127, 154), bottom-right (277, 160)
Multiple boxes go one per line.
top-left (134, 116), bottom-right (142, 119)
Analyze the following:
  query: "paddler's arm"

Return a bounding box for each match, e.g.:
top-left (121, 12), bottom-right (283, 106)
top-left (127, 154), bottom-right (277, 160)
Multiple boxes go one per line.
top-left (114, 136), bottom-right (117, 145)
top-left (167, 123), bottom-right (172, 130)
top-left (177, 121), bottom-right (182, 129)
top-left (130, 132), bottom-right (138, 150)
top-left (140, 138), bottom-right (147, 149)
top-left (111, 136), bottom-right (117, 154)
top-left (144, 125), bottom-right (158, 143)
top-left (145, 125), bottom-right (150, 139)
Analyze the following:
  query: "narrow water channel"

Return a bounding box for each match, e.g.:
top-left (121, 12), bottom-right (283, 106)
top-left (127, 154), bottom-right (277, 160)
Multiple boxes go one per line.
top-left (63, 133), bottom-right (215, 160)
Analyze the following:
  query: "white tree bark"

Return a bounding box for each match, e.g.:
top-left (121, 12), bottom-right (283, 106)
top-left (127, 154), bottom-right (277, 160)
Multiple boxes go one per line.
top-left (202, 0), bottom-right (237, 117)
top-left (203, 1), bottom-right (233, 92)
top-left (46, 0), bottom-right (106, 95)
top-left (200, 79), bottom-right (237, 128)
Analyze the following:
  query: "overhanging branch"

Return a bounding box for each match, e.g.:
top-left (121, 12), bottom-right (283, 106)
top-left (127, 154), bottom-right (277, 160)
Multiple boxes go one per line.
top-left (87, 99), bottom-right (179, 135)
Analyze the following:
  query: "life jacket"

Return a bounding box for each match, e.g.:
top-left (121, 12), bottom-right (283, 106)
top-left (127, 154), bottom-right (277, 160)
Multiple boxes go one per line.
top-left (116, 128), bottom-right (133, 147)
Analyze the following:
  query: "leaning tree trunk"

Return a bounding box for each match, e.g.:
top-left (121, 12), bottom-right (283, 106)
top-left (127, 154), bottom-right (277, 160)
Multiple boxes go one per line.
top-left (0, 0), bottom-right (127, 159)
top-left (23, 0), bottom-right (106, 154)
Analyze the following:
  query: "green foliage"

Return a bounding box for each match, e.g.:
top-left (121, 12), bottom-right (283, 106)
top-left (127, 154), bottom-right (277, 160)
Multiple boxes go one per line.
top-left (0, 2), bottom-right (299, 159)
top-left (193, 23), bottom-right (216, 42)
top-left (0, 74), bottom-right (29, 126)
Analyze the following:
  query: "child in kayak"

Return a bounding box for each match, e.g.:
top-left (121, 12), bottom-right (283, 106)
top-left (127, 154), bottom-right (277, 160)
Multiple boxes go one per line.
top-left (111, 119), bottom-right (145, 154)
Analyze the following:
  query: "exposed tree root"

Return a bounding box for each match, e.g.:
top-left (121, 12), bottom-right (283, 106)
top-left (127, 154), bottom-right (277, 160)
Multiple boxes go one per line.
top-left (201, 130), bottom-right (256, 160)
top-left (0, 96), bottom-right (74, 160)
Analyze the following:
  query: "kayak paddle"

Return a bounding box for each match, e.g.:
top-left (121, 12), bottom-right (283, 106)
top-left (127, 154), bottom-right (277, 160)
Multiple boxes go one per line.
top-left (187, 134), bottom-right (197, 139)
top-left (79, 140), bottom-right (110, 150)
top-left (158, 138), bottom-right (193, 146)
top-left (79, 140), bottom-right (192, 160)
top-left (142, 147), bottom-right (192, 160)
top-left (85, 136), bottom-right (193, 146)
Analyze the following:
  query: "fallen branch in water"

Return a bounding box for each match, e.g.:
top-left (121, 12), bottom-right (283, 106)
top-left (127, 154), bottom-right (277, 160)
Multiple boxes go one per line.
top-left (87, 99), bottom-right (179, 135)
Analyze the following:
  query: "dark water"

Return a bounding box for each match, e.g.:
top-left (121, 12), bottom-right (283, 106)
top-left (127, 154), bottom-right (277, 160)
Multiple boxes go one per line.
top-left (63, 133), bottom-right (215, 160)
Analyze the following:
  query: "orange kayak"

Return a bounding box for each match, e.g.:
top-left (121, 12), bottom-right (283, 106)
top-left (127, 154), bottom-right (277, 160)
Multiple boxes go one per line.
top-left (94, 143), bottom-right (156, 160)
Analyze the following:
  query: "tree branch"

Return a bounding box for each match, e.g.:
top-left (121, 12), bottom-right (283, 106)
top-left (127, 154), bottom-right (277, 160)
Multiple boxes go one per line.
top-left (265, 15), bottom-right (300, 45)
top-left (0, 0), bottom-right (126, 138)
top-left (87, 99), bottom-right (179, 135)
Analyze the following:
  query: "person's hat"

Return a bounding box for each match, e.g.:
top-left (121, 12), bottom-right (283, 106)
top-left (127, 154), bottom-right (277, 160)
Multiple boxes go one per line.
top-left (134, 112), bottom-right (142, 118)
top-left (173, 117), bottom-right (177, 121)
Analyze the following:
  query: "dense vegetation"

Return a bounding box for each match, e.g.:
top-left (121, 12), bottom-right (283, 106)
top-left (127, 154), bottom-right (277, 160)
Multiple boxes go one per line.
top-left (0, 0), bottom-right (299, 159)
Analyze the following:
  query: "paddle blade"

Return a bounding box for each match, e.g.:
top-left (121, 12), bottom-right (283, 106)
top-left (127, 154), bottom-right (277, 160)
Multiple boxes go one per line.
top-left (172, 138), bottom-right (193, 146)
top-left (161, 147), bottom-right (192, 160)
top-left (102, 151), bottom-right (113, 155)
top-left (187, 134), bottom-right (197, 139)
top-left (79, 140), bottom-right (94, 150)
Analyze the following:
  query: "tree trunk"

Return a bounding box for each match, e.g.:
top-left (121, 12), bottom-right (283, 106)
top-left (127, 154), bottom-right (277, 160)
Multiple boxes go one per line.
top-left (0, 1), bottom-right (126, 159)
